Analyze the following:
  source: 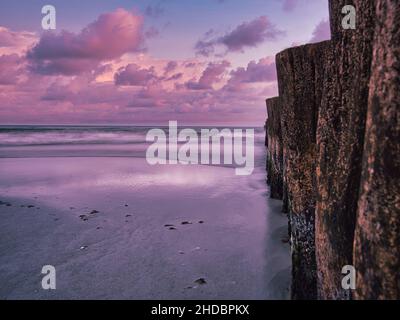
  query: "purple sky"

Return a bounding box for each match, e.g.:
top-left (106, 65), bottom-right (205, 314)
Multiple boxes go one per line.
top-left (0, 0), bottom-right (330, 125)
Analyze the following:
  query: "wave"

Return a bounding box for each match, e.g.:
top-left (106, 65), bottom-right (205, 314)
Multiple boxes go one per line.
top-left (0, 129), bottom-right (146, 147)
top-left (0, 126), bottom-right (265, 147)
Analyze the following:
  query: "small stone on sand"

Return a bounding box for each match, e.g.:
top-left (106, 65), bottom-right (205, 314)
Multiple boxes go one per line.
top-left (194, 278), bottom-right (207, 285)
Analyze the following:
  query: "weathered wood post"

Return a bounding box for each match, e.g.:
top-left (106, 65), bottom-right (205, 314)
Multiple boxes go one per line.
top-left (354, 0), bottom-right (400, 300)
top-left (315, 0), bottom-right (375, 299)
top-left (276, 41), bottom-right (329, 299)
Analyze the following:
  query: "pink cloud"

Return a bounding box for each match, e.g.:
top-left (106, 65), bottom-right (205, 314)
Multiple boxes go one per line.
top-left (0, 54), bottom-right (24, 85)
top-left (41, 82), bottom-right (74, 101)
top-left (309, 19), bottom-right (331, 43)
top-left (0, 44), bottom-right (274, 125)
top-left (0, 65), bottom-right (273, 124)
top-left (186, 60), bottom-right (230, 90)
top-left (195, 16), bottom-right (285, 56)
top-left (0, 20), bottom-right (276, 125)
top-left (0, 27), bottom-right (36, 48)
top-left (114, 63), bottom-right (158, 86)
top-left (220, 16), bottom-right (284, 51)
top-left (229, 57), bottom-right (277, 84)
top-left (164, 61), bottom-right (178, 74)
top-left (166, 73), bottom-right (183, 81)
top-left (27, 9), bottom-right (145, 75)
top-left (185, 62), bottom-right (197, 68)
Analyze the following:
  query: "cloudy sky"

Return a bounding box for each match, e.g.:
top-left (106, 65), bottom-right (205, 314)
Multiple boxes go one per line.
top-left (0, 0), bottom-right (330, 125)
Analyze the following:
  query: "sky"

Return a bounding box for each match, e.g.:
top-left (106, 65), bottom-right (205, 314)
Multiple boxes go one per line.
top-left (0, 0), bottom-right (330, 126)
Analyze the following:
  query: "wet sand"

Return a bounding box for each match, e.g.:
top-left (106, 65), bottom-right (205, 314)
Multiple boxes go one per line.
top-left (0, 156), bottom-right (290, 299)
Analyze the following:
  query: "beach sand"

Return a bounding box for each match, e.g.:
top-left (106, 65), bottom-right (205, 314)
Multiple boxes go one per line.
top-left (0, 144), bottom-right (290, 299)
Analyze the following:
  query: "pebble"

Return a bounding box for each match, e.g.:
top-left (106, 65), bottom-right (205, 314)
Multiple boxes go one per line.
top-left (194, 278), bottom-right (207, 285)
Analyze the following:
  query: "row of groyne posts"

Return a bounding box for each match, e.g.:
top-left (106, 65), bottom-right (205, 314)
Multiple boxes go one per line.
top-left (264, 0), bottom-right (399, 300)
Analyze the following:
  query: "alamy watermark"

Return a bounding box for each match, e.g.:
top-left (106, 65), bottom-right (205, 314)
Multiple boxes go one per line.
top-left (41, 5), bottom-right (56, 30)
top-left (341, 265), bottom-right (356, 290)
top-left (342, 5), bottom-right (356, 30)
top-left (145, 121), bottom-right (255, 176)
top-left (41, 265), bottom-right (56, 290)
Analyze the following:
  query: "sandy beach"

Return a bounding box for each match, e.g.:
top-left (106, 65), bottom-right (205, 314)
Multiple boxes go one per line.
top-left (0, 127), bottom-right (290, 300)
